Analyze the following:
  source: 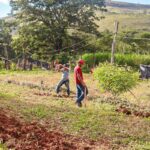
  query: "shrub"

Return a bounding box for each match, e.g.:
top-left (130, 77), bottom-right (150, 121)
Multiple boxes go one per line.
top-left (0, 61), bottom-right (4, 70)
top-left (82, 53), bottom-right (150, 70)
top-left (94, 63), bottom-right (139, 95)
top-left (11, 62), bottom-right (17, 71)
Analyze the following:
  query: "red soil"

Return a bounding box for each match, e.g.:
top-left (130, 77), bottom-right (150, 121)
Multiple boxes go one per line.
top-left (0, 109), bottom-right (110, 150)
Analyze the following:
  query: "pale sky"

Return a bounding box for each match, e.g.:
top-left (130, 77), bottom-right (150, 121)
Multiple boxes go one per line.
top-left (0, 0), bottom-right (9, 4)
top-left (113, 0), bottom-right (150, 4)
top-left (0, 0), bottom-right (11, 18)
top-left (0, 0), bottom-right (150, 18)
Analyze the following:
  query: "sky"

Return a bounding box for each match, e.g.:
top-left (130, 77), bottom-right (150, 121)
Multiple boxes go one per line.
top-left (114, 0), bottom-right (150, 4)
top-left (0, 0), bottom-right (11, 18)
top-left (0, 0), bottom-right (150, 18)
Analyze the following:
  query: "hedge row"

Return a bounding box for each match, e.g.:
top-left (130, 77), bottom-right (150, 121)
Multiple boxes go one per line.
top-left (82, 53), bottom-right (150, 69)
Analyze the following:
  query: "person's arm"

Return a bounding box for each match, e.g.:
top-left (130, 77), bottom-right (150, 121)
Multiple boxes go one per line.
top-left (56, 64), bottom-right (63, 72)
top-left (76, 71), bottom-right (86, 87)
top-left (60, 67), bottom-right (65, 72)
top-left (63, 67), bottom-right (69, 71)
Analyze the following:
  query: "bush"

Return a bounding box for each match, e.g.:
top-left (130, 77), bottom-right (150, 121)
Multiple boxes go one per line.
top-left (10, 63), bottom-right (17, 71)
top-left (82, 53), bottom-right (150, 70)
top-left (0, 61), bottom-right (4, 70)
top-left (94, 63), bottom-right (139, 95)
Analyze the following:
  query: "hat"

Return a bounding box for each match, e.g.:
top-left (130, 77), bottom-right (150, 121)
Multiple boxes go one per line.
top-left (78, 59), bottom-right (85, 65)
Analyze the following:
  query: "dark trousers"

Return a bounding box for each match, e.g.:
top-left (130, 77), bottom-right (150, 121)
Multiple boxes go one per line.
top-left (76, 84), bottom-right (88, 103)
top-left (56, 79), bottom-right (70, 96)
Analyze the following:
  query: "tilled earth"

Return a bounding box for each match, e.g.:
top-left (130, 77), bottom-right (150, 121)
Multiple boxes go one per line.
top-left (0, 109), bottom-right (110, 150)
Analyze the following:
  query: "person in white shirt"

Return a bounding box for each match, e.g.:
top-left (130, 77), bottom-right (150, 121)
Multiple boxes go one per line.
top-left (55, 63), bottom-right (70, 96)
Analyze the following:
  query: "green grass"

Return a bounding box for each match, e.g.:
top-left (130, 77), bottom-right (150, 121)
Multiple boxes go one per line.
top-left (0, 93), bottom-right (16, 100)
top-left (24, 105), bottom-right (49, 119)
top-left (7, 99), bottom-right (149, 148)
top-left (0, 144), bottom-right (7, 150)
top-left (135, 142), bottom-right (150, 150)
top-left (0, 69), bottom-right (51, 75)
top-left (0, 71), bottom-right (149, 149)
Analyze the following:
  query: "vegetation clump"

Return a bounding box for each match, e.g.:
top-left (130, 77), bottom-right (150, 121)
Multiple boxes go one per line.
top-left (94, 63), bottom-right (139, 95)
top-left (83, 53), bottom-right (150, 70)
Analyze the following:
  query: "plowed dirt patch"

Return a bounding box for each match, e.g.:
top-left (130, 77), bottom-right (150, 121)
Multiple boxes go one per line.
top-left (0, 109), bottom-right (110, 150)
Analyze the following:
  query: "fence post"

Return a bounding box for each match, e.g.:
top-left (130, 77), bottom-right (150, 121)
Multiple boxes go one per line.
top-left (111, 21), bottom-right (119, 64)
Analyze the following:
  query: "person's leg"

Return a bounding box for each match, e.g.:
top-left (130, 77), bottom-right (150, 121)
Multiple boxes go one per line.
top-left (76, 85), bottom-right (81, 101)
top-left (64, 80), bottom-right (70, 96)
top-left (76, 84), bottom-right (85, 103)
top-left (76, 85), bottom-right (82, 107)
top-left (56, 79), bottom-right (65, 94)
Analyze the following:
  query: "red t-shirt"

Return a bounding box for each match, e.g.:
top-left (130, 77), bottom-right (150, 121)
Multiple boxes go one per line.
top-left (74, 66), bottom-right (83, 84)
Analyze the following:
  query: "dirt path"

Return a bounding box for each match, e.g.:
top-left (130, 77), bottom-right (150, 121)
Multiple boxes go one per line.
top-left (0, 109), bottom-right (110, 150)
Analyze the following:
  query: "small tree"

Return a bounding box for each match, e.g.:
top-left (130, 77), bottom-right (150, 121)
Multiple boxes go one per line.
top-left (94, 63), bottom-right (139, 95)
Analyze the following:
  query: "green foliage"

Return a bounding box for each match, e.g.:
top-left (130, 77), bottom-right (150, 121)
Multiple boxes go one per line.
top-left (83, 53), bottom-right (110, 67)
top-left (83, 53), bottom-right (150, 70)
top-left (0, 143), bottom-right (7, 150)
top-left (0, 61), bottom-right (4, 70)
top-left (0, 19), bottom-right (13, 60)
top-left (10, 62), bottom-right (17, 71)
top-left (94, 63), bottom-right (139, 95)
top-left (117, 30), bottom-right (150, 54)
top-left (10, 0), bottom-right (106, 61)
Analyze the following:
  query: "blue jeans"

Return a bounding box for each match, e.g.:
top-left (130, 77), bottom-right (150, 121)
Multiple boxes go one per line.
top-left (76, 84), bottom-right (88, 103)
top-left (56, 79), bottom-right (70, 96)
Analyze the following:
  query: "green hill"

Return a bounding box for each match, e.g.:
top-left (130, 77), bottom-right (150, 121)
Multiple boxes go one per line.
top-left (106, 0), bottom-right (150, 12)
top-left (96, 13), bottom-right (150, 32)
top-left (95, 1), bottom-right (150, 32)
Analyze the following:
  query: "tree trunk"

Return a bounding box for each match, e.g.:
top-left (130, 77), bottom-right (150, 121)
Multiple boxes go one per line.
top-left (4, 45), bottom-right (10, 70)
top-left (23, 54), bottom-right (27, 70)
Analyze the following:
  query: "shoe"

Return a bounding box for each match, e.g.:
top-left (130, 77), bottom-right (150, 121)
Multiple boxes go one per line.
top-left (76, 102), bottom-right (82, 107)
top-left (57, 94), bottom-right (62, 97)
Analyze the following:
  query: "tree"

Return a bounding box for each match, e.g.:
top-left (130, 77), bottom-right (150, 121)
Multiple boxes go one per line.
top-left (0, 19), bottom-right (13, 69)
top-left (10, 0), bottom-right (106, 59)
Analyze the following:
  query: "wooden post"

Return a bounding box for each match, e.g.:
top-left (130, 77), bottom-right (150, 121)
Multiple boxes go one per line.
top-left (111, 21), bottom-right (119, 64)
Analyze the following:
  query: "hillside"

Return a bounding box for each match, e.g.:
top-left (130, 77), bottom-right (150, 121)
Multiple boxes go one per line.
top-left (96, 13), bottom-right (150, 32)
top-left (3, 1), bottom-right (150, 33)
top-left (106, 1), bottom-right (150, 10)
top-left (95, 1), bottom-right (150, 32)
top-left (105, 1), bottom-right (150, 14)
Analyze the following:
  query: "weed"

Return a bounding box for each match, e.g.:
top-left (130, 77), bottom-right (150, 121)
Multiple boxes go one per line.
top-left (24, 105), bottom-right (49, 119)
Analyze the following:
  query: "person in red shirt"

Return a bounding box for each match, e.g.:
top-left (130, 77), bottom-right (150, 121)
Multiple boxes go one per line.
top-left (74, 60), bottom-right (88, 107)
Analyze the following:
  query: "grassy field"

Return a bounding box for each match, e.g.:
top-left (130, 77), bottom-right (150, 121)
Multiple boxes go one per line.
top-left (0, 70), bottom-right (150, 149)
top-left (96, 13), bottom-right (150, 32)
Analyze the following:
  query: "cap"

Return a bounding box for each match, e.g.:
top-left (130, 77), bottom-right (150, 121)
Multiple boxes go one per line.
top-left (78, 59), bottom-right (85, 65)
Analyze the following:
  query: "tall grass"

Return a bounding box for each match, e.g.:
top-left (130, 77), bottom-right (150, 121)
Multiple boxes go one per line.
top-left (82, 53), bottom-right (150, 70)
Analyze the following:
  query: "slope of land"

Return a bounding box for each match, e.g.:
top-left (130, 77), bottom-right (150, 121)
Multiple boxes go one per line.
top-left (106, 1), bottom-right (150, 13)
top-left (96, 13), bottom-right (150, 32)
top-left (107, 1), bottom-right (150, 9)
top-left (94, 1), bottom-right (150, 32)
